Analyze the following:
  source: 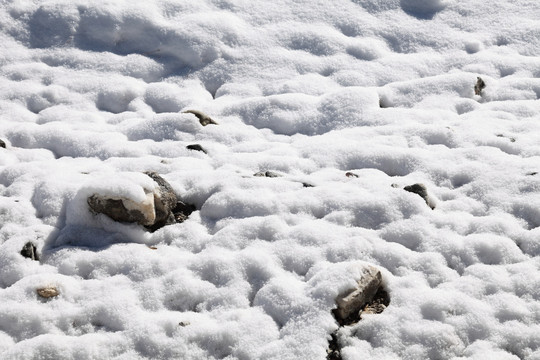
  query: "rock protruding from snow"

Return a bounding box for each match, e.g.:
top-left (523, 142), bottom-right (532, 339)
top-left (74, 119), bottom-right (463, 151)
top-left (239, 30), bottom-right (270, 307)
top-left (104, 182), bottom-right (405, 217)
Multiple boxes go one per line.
top-left (37, 287), bottom-right (59, 299)
top-left (87, 172), bottom-right (180, 230)
top-left (0, 139), bottom-right (5, 148)
top-left (475, 77), bottom-right (486, 96)
top-left (404, 183), bottom-right (436, 209)
top-left (144, 171), bottom-right (178, 229)
top-left (20, 242), bottom-right (39, 261)
top-left (186, 144), bottom-right (207, 154)
top-left (88, 189), bottom-right (157, 226)
top-left (254, 170), bottom-right (282, 178)
top-left (183, 110), bottom-right (218, 126)
top-left (334, 265), bottom-right (382, 322)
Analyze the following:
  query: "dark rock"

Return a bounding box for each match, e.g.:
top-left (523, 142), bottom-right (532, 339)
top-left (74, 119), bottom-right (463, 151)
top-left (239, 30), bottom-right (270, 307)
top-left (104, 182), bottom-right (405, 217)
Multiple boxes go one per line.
top-left (144, 171), bottom-right (178, 228)
top-left (0, 139), bottom-right (5, 148)
top-left (302, 182), bottom-right (314, 188)
top-left (254, 171), bottom-right (282, 178)
top-left (21, 242), bottom-right (39, 261)
top-left (360, 287), bottom-right (390, 318)
top-left (88, 195), bottom-right (154, 225)
top-left (334, 265), bottom-right (382, 325)
top-left (404, 183), bottom-right (435, 209)
top-left (87, 172), bottom-right (180, 230)
top-left (527, 172), bottom-right (538, 176)
top-left (186, 144), bottom-right (207, 154)
top-left (145, 200), bottom-right (196, 232)
top-left (345, 172), bottom-right (358, 178)
top-left (183, 110), bottom-right (218, 126)
top-left (173, 201), bottom-right (196, 221)
top-left (474, 76), bottom-right (486, 96)
top-left (327, 332), bottom-right (342, 360)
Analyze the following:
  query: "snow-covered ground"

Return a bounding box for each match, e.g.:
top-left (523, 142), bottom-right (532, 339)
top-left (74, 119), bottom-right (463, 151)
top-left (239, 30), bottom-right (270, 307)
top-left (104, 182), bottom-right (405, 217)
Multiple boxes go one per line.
top-left (1, 0), bottom-right (540, 359)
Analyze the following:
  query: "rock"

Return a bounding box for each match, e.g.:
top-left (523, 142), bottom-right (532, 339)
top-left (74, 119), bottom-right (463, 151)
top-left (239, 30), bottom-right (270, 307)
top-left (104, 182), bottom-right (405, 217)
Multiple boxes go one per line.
top-left (21, 242), bottom-right (39, 261)
top-left (526, 172), bottom-right (538, 176)
top-left (360, 288), bottom-right (390, 318)
top-left (88, 190), bottom-right (156, 226)
top-left (302, 182), bottom-right (314, 188)
top-left (474, 76), bottom-right (486, 96)
top-left (144, 171), bottom-right (177, 228)
top-left (404, 183), bottom-right (435, 209)
top-left (183, 110), bottom-right (218, 126)
top-left (37, 286), bottom-right (59, 298)
top-left (0, 139), bottom-right (5, 148)
top-left (254, 171), bottom-right (282, 178)
top-left (334, 265), bottom-right (382, 323)
top-left (172, 201), bottom-right (196, 222)
top-left (87, 172), bottom-right (180, 231)
top-left (345, 172), bottom-right (359, 178)
top-left (496, 134), bottom-right (516, 142)
top-left (327, 332), bottom-right (342, 360)
top-left (186, 144), bottom-right (207, 154)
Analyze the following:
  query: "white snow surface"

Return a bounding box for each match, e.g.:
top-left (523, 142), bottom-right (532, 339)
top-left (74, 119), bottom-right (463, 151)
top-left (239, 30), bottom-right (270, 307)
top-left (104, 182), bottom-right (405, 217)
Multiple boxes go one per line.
top-left (1, 0), bottom-right (540, 359)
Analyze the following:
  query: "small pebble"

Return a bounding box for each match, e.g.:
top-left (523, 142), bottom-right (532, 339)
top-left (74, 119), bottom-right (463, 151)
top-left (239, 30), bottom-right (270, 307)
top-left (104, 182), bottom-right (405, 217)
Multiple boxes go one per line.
top-left (37, 287), bottom-right (59, 298)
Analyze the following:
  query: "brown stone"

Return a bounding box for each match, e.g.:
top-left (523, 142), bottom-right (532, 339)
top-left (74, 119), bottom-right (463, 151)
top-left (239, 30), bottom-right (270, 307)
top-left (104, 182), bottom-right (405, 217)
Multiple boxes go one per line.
top-left (37, 287), bottom-right (59, 298)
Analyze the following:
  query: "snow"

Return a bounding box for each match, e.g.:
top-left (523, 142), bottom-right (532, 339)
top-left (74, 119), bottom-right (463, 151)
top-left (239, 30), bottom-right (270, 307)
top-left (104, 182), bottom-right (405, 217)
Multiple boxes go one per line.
top-left (1, 0), bottom-right (540, 359)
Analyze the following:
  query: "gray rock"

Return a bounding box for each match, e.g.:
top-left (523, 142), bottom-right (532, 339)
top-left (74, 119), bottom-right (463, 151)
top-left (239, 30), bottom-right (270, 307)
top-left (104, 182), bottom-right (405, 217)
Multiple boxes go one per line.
top-left (254, 171), bottom-right (282, 178)
top-left (144, 171), bottom-right (178, 227)
top-left (474, 76), bottom-right (486, 96)
top-left (21, 242), bottom-right (39, 261)
top-left (183, 110), bottom-right (218, 126)
top-left (88, 193), bottom-right (155, 226)
top-left (334, 265), bottom-right (382, 322)
top-left (404, 183), bottom-right (435, 209)
top-left (87, 172), bottom-right (179, 230)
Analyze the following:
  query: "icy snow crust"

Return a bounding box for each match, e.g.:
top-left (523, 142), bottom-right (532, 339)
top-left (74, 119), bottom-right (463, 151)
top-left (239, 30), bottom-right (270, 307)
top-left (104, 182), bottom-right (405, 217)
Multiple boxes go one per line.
top-left (1, 0), bottom-right (540, 359)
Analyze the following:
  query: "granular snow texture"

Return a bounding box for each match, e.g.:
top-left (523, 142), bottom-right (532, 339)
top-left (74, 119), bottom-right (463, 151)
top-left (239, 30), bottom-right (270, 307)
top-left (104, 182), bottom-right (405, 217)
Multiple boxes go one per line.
top-left (1, 0), bottom-right (540, 359)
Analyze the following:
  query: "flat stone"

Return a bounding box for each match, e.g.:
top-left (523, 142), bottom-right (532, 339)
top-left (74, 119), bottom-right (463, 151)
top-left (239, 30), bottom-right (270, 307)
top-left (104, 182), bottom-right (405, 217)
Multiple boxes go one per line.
top-left (186, 144), bottom-right (207, 154)
top-left (37, 287), bottom-right (59, 298)
top-left (334, 265), bottom-right (382, 322)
